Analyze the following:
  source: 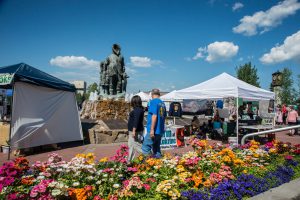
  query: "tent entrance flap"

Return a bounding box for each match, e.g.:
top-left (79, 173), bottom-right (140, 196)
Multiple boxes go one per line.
top-left (11, 82), bottom-right (83, 149)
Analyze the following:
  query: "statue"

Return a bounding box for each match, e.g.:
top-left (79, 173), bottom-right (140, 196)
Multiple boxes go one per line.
top-left (122, 72), bottom-right (129, 93)
top-left (99, 61), bottom-right (109, 95)
top-left (100, 44), bottom-right (128, 97)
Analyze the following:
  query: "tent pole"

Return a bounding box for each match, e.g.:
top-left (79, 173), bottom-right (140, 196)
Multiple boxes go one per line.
top-left (7, 83), bottom-right (15, 160)
top-left (236, 97), bottom-right (239, 146)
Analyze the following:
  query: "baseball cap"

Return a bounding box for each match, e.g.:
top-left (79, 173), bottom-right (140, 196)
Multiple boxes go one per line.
top-left (151, 88), bottom-right (160, 96)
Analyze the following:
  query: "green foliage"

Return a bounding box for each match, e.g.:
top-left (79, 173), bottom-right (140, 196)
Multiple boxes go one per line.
top-left (75, 93), bottom-right (84, 104)
top-left (84, 82), bottom-right (99, 100)
top-left (236, 62), bottom-right (260, 87)
top-left (279, 68), bottom-right (296, 105)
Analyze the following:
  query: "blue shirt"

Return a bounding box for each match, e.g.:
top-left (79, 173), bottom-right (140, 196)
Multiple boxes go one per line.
top-left (147, 98), bottom-right (166, 135)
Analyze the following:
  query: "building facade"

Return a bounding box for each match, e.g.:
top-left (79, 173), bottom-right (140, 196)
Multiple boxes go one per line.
top-left (70, 81), bottom-right (87, 95)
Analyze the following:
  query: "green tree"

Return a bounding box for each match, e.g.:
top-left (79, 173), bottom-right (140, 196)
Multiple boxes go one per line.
top-left (279, 68), bottom-right (296, 105)
top-left (84, 82), bottom-right (98, 100)
top-left (296, 74), bottom-right (300, 103)
top-left (236, 62), bottom-right (260, 87)
top-left (76, 93), bottom-right (83, 104)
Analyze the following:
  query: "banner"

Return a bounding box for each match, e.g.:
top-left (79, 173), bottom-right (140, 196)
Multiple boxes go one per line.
top-left (0, 73), bottom-right (14, 85)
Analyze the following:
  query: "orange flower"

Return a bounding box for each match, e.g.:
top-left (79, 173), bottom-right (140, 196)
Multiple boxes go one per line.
top-left (192, 170), bottom-right (204, 188)
top-left (203, 179), bottom-right (212, 188)
top-left (69, 188), bottom-right (88, 200)
top-left (21, 177), bottom-right (35, 185)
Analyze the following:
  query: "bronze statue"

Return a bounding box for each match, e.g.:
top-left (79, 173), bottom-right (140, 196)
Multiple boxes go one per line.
top-left (100, 44), bottom-right (127, 97)
top-left (99, 61), bottom-right (109, 94)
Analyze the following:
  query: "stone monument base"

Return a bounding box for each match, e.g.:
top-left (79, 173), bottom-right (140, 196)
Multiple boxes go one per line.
top-left (80, 99), bottom-right (130, 144)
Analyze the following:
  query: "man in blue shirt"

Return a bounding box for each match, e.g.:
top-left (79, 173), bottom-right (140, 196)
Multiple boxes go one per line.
top-left (142, 89), bottom-right (166, 158)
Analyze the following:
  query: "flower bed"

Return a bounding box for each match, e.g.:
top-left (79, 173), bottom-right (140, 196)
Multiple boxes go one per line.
top-left (1, 139), bottom-right (300, 200)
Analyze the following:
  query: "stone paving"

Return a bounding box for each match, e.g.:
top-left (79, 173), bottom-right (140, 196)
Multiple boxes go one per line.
top-left (0, 131), bottom-right (299, 165)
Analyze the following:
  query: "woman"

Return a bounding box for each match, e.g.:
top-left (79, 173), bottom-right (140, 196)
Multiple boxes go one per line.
top-left (287, 106), bottom-right (299, 136)
top-left (282, 104), bottom-right (288, 124)
top-left (127, 95), bottom-right (144, 162)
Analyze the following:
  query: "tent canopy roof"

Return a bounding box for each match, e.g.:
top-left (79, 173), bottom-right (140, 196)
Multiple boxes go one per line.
top-left (0, 63), bottom-right (76, 92)
top-left (135, 91), bottom-right (150, 101)
top-left (173, 72), bottom-right (274, 100)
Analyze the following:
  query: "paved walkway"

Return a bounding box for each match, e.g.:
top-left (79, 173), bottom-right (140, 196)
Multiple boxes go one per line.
top-left (0, 131), bottom-right (299, 165)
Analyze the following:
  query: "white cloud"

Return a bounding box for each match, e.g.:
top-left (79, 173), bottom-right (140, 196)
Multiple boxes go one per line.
top-left (192, 47), bottom-right (206, 60)
top-left (50, 56), bottom-right (98, 69)
top-left (130, 56), bottom-right (162, 67)
top-left (192, 41), bottom-right (239, 63)
top-left (233, 0), bottom-right (300, 36)
top-left (260, 30), bottom-right (300, 64)
top-left (232, 2), bottom-right (244, 11)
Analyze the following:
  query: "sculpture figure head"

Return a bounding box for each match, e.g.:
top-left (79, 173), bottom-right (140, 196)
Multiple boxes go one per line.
top-left (112, 44), bottom-right (121, 55)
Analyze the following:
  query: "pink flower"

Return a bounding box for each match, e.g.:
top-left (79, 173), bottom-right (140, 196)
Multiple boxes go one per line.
top-left (285, 155), bottom-right (293, 160)
top-left (94, 196), bottom-right (104, 200)
top-left (122, 180), bottom-right (130, 187)
top-left (143, 184), bottom-right (151, 191)
top-left (127, 167), bottom-right (138, 172)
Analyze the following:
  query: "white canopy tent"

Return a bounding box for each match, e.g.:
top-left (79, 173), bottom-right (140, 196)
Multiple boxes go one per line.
top-left (165, 73), bottom-right (275, 145)
top-left (135, 92), bottom-right (151, 102)
top-left (174, 73), bottom-right (274, 100)
top-left (161, 90), bottom-right (181, 101)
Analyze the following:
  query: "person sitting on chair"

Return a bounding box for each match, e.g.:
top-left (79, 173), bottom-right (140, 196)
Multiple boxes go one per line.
top-left (212, 111), bottom-right (223, 139)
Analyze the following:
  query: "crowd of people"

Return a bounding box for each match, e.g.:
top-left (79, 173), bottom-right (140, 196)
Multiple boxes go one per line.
top-left (275, 104), bottom-right (299, 136)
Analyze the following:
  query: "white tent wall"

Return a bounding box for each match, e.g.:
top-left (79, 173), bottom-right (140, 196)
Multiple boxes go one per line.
top-left (11, 82), bottom-right (83, 149)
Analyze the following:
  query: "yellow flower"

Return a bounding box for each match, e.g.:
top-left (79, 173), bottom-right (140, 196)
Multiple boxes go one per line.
top-left (99, 157), bottom-right (108, 163)
top-left (233, 159), bottom-right (244, 165)
top-left (138, 155), bottom-right (144, 161)
top-left (76, 153), bottom-right (86, 158)
top-left (176, 165), bottom-right (185, 173)
top-left (243, 170), bottom-right (248, 174)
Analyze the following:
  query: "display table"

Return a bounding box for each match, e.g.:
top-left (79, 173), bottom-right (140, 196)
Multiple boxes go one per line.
top-left (239, 125), bottom-right (273, 131)
top-left (239, 124), bottom-right (274, 140)
top-left (0, 122), bottom-right (10, 146)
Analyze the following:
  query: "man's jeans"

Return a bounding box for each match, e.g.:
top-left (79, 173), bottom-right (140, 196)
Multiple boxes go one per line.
top-left (142, 133), bottom-right (162, 158)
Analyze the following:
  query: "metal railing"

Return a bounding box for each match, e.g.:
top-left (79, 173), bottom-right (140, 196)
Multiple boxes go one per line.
top-left (241, 125), bottom-right (300, 145)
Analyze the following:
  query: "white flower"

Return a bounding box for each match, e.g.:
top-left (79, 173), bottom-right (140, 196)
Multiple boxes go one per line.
top-left (51, 189), bottom-right (62, 196)
top-left (153, 174), bottom-right (158, 177)
top-left (103, 174), bottom-right (108, 178)
top-left (109, 178), bottom-right (114, 182)
top-left (96, 181), bottom-right (101, 185)
top-left (57, 183), bottom-right (65, 189)
top-left (73, 182), bottom-right (80, 187)
top-left (149, 172), bottom-right (153, 176)
top-left (113, 184), bottom-right (120, 188)
top-left (87, 176), bottom-right (94, 180)
top-left (37, 176), bottom-right (45, 180)
top-left (48, 182), bottom-right (57, 187)
top-left (118, 174), bottom-right (123, 177)
top-left (57, 168), bottom-right (63, 172)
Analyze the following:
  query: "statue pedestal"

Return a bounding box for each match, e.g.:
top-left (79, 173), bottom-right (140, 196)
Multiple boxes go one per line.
top-left (80, 99), bottom-right (130, 144)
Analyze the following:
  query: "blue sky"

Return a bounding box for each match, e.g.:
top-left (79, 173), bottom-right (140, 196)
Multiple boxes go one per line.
top-left (0, 0), bottom-right (299, 93)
